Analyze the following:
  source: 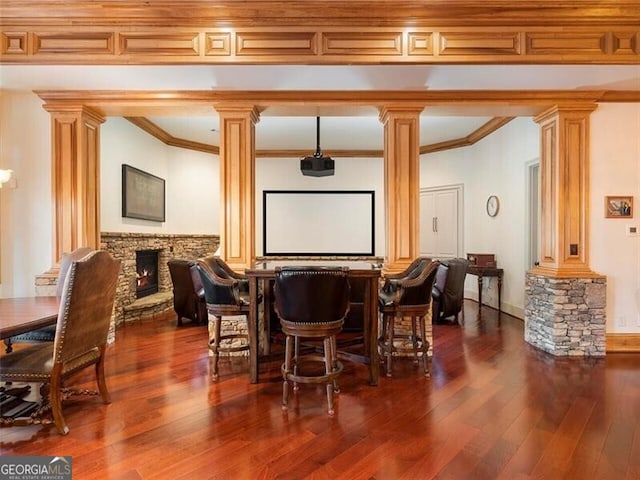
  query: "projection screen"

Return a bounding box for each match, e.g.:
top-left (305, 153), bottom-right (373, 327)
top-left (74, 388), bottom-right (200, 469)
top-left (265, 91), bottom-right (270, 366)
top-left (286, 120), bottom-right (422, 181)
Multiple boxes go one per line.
top-left (263, 190), bottom-right (375, 256)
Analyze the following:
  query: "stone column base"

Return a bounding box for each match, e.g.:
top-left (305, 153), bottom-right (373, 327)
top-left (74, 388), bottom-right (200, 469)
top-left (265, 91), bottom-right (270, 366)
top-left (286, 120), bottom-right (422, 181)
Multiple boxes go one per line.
top-left (207, 314), bottom-right (250, 358)
top-left (524, 273), bottom-right (606, 356)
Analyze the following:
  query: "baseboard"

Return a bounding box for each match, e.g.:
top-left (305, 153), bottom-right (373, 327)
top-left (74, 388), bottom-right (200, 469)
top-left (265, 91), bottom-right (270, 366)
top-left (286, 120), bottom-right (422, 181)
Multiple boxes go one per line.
top-left (606, 333), bottom-right (640, 353)
top-left (462, 294), bottom-right (523, 320)
top-left (501, 303), bottom-right (523, 320)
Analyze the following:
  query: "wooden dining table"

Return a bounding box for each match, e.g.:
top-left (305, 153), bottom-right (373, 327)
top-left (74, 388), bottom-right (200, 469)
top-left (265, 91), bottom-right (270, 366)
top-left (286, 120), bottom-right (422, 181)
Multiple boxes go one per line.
top-left (0, 296), bottom-right (60, 340)
top-left (0, 296), bottom-right (60, 425)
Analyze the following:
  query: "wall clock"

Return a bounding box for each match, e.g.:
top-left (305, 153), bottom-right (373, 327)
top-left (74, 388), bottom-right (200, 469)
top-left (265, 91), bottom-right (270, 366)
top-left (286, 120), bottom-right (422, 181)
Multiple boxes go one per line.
top-left (486, 195), bottom-right (500, 217)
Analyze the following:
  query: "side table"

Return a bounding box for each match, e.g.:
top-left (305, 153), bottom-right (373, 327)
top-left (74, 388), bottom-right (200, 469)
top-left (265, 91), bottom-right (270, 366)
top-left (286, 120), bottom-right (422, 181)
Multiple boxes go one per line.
top-left (466, 265), bottom-right (503, 314)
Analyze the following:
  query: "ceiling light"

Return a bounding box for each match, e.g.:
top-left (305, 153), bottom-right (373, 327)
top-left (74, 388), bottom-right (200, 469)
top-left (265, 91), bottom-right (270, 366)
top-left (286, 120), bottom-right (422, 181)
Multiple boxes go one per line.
top-left (300, 117), bottom-right (334, 177)
top-left (0, 169), bottom-right (12, 188)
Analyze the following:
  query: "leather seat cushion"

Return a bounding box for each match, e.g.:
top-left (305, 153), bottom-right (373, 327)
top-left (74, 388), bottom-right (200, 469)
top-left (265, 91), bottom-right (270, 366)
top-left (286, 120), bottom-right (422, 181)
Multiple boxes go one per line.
top-left (0, 343), bottom-right (55, 380)
top-left (10, 325), bottom-right (57, 343)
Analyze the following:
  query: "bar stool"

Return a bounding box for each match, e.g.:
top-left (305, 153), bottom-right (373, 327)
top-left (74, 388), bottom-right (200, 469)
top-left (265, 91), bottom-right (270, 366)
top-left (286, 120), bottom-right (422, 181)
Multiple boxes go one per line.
top-left (273, 267), bottom-right (350, 416)
top-left (196, 259), bottom-right (255, 379)
top-left (378, 259), bottom-right (439, 377)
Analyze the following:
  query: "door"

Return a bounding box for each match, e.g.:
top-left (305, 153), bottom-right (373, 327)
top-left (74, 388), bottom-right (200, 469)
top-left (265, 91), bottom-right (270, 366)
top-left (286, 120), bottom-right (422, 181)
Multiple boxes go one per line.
top-left (420, 185), bottom-right (463, 259)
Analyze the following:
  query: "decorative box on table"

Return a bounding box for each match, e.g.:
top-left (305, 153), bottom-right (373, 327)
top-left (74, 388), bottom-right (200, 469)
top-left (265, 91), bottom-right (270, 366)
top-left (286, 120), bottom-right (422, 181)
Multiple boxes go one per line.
top-left (466, 253), bottom-right (496, 268)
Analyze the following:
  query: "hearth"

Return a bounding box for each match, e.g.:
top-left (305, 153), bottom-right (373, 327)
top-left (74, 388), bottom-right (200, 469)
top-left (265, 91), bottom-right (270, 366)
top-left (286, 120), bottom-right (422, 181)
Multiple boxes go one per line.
top-left (136, 249), bottom-right (160, 298)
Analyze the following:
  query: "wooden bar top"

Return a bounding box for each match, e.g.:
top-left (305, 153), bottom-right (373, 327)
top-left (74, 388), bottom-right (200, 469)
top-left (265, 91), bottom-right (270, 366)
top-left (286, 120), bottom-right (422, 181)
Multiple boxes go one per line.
top-left (247, 260), bottom-right (381, 277)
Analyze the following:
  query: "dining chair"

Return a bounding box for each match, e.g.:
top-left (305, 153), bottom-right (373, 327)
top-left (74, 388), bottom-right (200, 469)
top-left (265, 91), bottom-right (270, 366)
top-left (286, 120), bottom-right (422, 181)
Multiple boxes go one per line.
top-left (3, 246), bottom-right (94, 353)
top-left (0, 250), bottom-right (121, 434)
top-left (378, 259), bottom-right (440, 377)
top-left (196, 259), bottom-right (255, 379)
top-left (273, 267), bottom-right (350, 416)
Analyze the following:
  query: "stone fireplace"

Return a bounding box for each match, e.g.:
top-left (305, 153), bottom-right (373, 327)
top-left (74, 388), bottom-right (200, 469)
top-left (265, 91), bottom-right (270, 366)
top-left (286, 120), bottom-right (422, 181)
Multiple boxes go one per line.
top-left (101, 232), bottom-right (219, 341)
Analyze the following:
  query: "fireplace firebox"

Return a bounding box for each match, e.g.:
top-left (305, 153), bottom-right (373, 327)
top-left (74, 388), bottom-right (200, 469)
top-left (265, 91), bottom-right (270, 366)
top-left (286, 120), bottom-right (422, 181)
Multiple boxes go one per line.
top-left (136, 250), bottom-right (160, 298)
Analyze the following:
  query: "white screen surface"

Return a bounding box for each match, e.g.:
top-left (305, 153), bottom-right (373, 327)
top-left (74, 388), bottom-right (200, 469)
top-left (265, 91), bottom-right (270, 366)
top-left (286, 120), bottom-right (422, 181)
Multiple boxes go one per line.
top-left (263, 190), bottom-right (374, 256)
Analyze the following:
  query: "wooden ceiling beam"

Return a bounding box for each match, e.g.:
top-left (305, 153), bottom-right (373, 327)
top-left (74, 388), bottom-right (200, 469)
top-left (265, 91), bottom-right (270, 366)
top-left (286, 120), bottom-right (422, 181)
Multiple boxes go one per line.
top-left (2, 2), bottom-right (639, 27)
top-left (38, 89), bottom-right (624, 118)
top-left (2, 2), bottom-right (638, 65)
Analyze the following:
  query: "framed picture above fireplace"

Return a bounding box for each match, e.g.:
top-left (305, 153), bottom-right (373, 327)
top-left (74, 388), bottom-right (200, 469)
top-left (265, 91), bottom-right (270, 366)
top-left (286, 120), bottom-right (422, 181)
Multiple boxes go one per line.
top-left (122, 164), bottom-right (166, 222)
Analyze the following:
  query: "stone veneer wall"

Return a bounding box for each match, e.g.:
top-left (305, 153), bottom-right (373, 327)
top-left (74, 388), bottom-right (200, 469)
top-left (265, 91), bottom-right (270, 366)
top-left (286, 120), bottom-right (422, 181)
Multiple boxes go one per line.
top-left (101, 232), bottom-right (219, 341)
top-left (524, 273), bottom-right (606, 356)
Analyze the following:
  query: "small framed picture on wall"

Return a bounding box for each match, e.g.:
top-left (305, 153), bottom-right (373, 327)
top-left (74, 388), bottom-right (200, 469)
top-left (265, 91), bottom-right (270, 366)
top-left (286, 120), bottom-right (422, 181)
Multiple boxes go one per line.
top-left (605, 195), bottom-right (633, 218)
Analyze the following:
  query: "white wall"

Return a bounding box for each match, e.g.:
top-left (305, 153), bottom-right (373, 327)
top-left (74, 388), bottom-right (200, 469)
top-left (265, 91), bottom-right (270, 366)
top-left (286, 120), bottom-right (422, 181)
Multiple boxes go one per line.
top-left (421, 117), bottom-right (541, 319)
top-left (256, 156), bottom-right (385, 257)
top-left (101, 117), bottom-right (218, 234)
top-left (590, 103), bottom-right (640, 333)
top-left (0, 92), bottom-right (52, 297)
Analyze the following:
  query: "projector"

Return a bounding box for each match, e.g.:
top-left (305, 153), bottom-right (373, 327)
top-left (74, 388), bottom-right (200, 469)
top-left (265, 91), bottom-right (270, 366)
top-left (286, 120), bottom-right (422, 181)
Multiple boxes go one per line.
top-left (300, 155), bottom-right (335, 177)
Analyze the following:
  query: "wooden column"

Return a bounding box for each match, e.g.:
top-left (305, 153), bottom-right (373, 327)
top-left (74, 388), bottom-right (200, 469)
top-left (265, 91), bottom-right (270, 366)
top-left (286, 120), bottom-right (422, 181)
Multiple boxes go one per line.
top-left (43, 104), bottom-right (104, 263)
top-left (379, 105), bottom-right (423, 273)
top-left (216, 104), bottom-right (260, 271)
top-left (532, 104), bottom-right (598, 277)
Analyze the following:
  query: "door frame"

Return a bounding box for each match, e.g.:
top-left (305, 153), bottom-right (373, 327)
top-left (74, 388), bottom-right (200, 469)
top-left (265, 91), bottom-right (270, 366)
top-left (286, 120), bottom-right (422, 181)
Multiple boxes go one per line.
top-left (525, 159), bottom-right (540, 271)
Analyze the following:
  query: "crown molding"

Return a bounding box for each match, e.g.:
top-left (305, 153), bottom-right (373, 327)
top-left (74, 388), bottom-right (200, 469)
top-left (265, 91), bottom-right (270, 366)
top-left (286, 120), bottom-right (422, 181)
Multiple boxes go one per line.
top-left (420, 117), bottom-right (514, 154)
top-left (125, 117), bottom-right (218, 155)
top-left (127, 115), bottom-right (514, 157)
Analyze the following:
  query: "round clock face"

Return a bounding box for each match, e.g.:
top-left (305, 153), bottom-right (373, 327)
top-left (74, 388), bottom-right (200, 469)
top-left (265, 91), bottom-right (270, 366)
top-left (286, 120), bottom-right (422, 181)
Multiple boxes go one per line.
top-left (486, 195), bottom-right (500, 217)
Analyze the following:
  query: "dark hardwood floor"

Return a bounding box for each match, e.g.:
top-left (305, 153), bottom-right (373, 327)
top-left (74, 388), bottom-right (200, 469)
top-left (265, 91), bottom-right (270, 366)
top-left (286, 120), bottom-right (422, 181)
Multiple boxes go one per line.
top-left (1, 302), bottom-right (639, 479)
